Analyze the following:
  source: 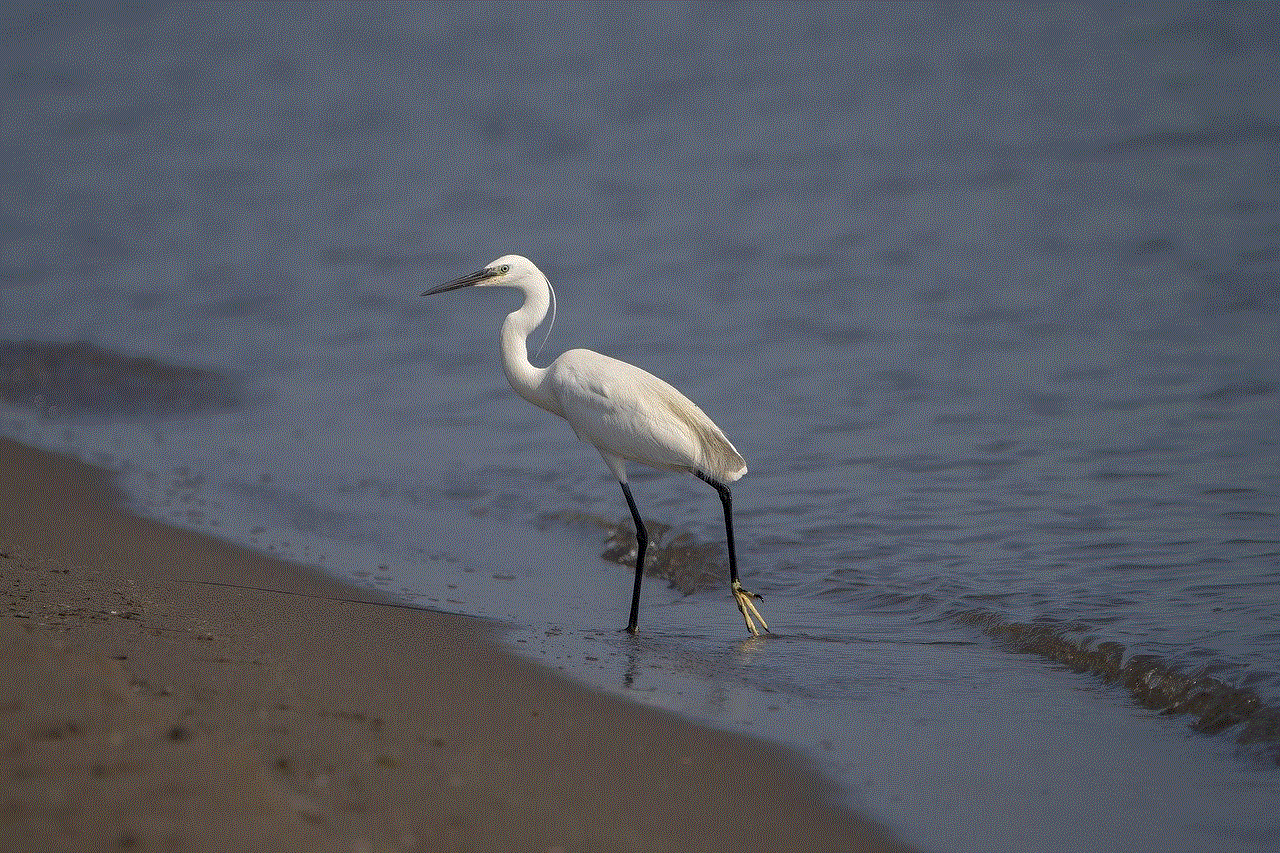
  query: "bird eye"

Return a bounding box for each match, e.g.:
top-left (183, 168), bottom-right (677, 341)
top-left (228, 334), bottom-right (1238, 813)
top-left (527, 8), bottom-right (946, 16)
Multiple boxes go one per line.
top-left (499, 264), bottom-right (510, 273)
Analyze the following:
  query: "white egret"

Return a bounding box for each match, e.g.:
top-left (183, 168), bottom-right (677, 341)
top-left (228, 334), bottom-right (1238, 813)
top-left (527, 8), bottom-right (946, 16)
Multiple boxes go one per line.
top-left (424, 255), bottom-right (769, 635)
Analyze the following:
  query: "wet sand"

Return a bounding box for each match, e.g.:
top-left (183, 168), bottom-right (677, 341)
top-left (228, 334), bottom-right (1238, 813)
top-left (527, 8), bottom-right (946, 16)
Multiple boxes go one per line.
top-left (0, 437), bottom-right (907, 853)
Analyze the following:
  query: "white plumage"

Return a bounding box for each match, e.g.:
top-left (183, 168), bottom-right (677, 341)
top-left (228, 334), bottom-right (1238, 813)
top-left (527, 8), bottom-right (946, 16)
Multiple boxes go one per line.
top-left (425, 254), bottom-right (768, 635)
top-left (547, 349), bottom-right (747, 482)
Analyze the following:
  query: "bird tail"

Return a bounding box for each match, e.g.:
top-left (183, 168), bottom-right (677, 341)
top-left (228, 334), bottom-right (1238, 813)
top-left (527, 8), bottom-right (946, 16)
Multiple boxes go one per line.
top-left (687, 412), bottom-right (747, 482)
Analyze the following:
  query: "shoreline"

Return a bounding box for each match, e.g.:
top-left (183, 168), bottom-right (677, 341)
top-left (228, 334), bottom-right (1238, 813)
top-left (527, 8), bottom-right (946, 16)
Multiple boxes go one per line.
top-left (0, 436), bottom-right (908, 852)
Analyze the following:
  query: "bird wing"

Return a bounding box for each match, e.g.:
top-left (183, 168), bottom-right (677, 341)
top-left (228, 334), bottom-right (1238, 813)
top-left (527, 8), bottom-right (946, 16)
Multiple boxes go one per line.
top-left (547, 349), bottom-right (747, 482)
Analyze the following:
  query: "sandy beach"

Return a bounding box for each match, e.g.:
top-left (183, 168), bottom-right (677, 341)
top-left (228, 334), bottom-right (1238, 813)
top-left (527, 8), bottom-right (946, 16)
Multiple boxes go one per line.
top-left (0, 437), bottom-right (907, 853)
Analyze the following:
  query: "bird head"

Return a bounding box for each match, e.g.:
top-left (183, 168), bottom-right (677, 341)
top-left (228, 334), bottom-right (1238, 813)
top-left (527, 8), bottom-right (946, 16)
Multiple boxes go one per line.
top-left (423, 254), bottom-right (537, 295)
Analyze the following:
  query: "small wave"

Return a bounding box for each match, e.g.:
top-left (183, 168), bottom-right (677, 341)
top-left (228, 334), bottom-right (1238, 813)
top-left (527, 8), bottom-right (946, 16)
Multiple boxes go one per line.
top-left (541, 508), bottom-right (1280, 761)
top-left (1091, 119), bottom-right (1280, 158)
top-left (955, 609), bottom-right (1280, 764)
top-left (542, 510), bottom-right (724, 595)
top-left (0, 340), bottom-right (239, 420)
top-left (1201, 380), bottom-right (1275, 402)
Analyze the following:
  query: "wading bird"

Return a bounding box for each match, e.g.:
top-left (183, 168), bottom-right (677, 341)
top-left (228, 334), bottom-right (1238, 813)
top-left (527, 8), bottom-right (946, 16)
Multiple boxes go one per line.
top-left (424, 255), bottom-right (769, 635)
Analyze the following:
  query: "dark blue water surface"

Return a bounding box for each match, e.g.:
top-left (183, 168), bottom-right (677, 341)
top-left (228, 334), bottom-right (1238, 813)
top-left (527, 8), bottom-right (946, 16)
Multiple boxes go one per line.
top-left (3, 5), bottom-right (1278, 851)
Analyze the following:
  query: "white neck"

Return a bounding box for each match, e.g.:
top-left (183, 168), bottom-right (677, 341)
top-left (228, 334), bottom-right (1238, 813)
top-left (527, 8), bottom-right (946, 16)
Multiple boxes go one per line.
top-left (500, 272), bottom-right (558, 415)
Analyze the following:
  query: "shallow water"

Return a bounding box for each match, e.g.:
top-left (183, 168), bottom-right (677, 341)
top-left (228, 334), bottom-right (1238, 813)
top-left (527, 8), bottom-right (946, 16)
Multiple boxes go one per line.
top-left (3, 4), bottom-right (1278, 851)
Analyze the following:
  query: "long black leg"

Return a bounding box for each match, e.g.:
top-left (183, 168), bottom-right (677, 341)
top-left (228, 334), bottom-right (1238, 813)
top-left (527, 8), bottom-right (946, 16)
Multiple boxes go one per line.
top-left (696, 471), bottom-right (739, 583)
top-left (697, 470), bottom-right (768, 634)
top-left (620, 481), bottom-right (647, 633)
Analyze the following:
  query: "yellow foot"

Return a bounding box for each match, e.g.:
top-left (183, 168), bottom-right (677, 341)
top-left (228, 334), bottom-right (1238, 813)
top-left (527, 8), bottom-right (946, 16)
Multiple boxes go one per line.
top-left (731, 579), bottom-right (770, 636)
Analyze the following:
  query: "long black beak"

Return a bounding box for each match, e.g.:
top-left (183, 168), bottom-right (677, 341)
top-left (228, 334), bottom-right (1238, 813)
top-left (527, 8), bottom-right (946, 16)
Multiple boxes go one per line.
top-left (422, 266), bottom-right (497, 296)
